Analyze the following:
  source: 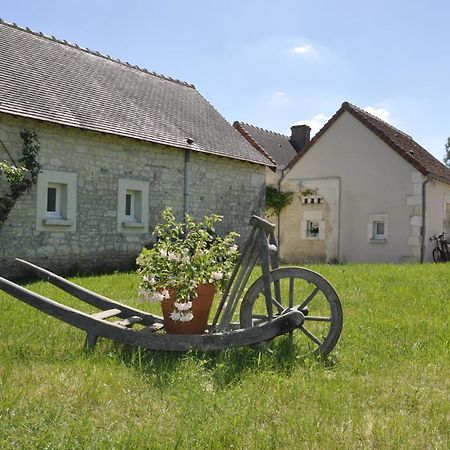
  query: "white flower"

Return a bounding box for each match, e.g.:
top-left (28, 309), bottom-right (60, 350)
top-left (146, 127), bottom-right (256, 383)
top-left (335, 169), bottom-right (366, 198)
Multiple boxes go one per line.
top-left (159, 249), bottom-right (168, 257)
top-left (143, 275), bottom-right (156, 286)
top-left (230, 244), bottom-right (238, 253)
top-left (161, 289), bottom-right (170, 300)
top-left (148, 291), bottom-right (164, 303)
top-left (174, 301), bottom-right (192, 311)
top-left (170, 311), bottom-right (182, 321)
top-left (138, 288), bottom-right (150, 302)
top-left (168, 252), bottom-right (181, 262)
top-left (170, 310), bottom-right (194, 322)
top-left (179, 312), bottom-right (193, 322)
top-left (211, 271), bottom-right (223, 281)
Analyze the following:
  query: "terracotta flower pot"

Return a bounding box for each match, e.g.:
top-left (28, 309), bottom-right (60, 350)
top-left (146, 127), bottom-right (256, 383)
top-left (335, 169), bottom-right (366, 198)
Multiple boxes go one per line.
top-left (160, 283), bottom-right (216, 335)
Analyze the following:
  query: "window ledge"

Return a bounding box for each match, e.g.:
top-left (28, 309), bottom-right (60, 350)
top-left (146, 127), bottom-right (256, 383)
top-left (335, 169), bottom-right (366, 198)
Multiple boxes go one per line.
top-left (43, 218), bottom-right (72, 226)
top-left (122, 221), bottom-right (145, 228)
top-left (369, 238), bottom-right (387, 244)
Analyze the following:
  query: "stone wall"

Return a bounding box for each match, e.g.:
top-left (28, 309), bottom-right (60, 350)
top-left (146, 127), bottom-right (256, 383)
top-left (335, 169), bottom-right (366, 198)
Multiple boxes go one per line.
top-left (0, 113), bottom-right (265, 278)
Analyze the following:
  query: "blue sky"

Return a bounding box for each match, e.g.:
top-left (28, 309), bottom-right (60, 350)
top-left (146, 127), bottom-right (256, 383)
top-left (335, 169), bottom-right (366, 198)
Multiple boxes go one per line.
top-left (2, 0), bottom-right (449, 159)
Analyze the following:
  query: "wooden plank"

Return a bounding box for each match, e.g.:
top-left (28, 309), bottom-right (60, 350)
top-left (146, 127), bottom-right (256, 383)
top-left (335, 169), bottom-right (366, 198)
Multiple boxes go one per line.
top-left (91, 308), bottom-right (121, 320)
top-left (14, 258), bottom-right (163, 326)
top-left (211, 226), bottom-right (256, 330)
top-left (249, 215), bottom-right (276, 233)
top-left (129, 310), bottom-right (304, 351)
top-left (259, 230), bottom-right (273, 320)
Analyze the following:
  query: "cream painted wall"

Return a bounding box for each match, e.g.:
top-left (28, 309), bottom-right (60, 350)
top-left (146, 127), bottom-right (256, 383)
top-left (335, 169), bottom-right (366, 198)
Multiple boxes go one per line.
top-left (280, 177), bottom-right (339, 263)
top-left (265, 166), bottom-right (280, 187)
top-left (281, 111), bottom-right (426, 263)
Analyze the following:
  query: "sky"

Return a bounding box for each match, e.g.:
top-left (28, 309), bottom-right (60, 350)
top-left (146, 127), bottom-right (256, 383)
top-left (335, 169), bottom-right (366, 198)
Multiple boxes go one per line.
top-left (2, 0), bottom-right (449, 160)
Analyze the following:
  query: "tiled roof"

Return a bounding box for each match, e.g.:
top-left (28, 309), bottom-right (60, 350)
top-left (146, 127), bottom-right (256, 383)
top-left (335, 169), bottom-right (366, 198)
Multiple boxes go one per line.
top-left (233, 122), bottom-right (296, 166)
top-left (0, 20), bottom-right (273, 167)
top-left (287, 101), bottom-right (450, 184)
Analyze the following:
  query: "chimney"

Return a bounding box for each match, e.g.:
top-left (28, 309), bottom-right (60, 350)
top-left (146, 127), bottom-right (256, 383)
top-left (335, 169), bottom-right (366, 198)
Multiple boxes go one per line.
top-left (289, 124), bottom-right (311, 152)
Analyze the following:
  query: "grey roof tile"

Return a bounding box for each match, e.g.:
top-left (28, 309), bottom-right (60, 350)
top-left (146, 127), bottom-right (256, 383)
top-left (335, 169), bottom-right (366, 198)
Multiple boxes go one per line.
top-left (234, 122), bottom-right (297, 166)
top-left (0, 20), bottom-right (273, 167)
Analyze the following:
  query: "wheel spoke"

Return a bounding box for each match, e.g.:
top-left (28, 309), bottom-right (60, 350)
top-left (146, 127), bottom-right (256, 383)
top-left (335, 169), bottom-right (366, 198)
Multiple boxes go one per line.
top-left (289, 277), bottom-right (294, 308)
top-left (298, 286), bottom-right (320, 310)
top-left (303, 316), bottom-right (332, 322)
top-left (299, 325), bottom-right (322, 347)
top-left (271, 296), bottom-right (284, 313)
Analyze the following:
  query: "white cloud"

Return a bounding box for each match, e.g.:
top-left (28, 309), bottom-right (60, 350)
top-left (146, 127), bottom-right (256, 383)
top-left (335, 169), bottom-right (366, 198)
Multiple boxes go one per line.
top-left (290, 44), bottom-right (313, 55)
top-left (293, 113), bottom-right (330, 136)
top-left (272, 91), bottom-right (289, 104)
top-left (363, 106), bottom-right (391, 122)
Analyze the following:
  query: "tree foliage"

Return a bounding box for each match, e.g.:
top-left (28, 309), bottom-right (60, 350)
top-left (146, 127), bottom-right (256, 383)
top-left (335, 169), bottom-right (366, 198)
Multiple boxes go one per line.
top-left (265, 186), bottom-right (293, 217)
top-left (444, 136), bottom-right (450, 168)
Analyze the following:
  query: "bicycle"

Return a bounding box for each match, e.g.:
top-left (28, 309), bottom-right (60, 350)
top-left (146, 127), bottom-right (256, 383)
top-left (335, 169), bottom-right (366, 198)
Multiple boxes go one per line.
top-left (430, 233), bottom-right (449, 263)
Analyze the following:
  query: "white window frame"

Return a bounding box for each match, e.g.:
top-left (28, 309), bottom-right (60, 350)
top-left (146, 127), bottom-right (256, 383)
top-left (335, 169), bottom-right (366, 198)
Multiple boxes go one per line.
top-left (373, 221), bottom-right (385, 240)
top-left (301, 210), bottom-right (325, 240)
top-left (36, 171), bottom-right (77, 231)
top-left (368, 214), bottom-right (388, 243)
top-left (117, 179), bottom-right (149, 233)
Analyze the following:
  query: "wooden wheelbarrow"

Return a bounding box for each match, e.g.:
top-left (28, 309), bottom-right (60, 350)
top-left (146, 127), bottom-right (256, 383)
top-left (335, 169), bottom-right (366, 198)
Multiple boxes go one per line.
top-left (0, 216), bottom-right (343, 355)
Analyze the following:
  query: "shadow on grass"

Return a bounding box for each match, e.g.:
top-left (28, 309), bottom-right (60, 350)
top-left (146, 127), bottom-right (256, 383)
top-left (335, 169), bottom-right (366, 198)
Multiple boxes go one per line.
top-left (106, 335), bottom-right (339, 389)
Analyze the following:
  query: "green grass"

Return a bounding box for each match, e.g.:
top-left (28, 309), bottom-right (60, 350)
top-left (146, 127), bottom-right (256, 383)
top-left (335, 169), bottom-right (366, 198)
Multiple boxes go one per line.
top-left (0, 264), bottom-right (448, 449)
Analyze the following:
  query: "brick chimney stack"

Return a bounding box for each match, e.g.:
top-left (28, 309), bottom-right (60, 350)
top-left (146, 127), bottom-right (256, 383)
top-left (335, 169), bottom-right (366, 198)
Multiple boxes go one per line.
top-left (290, 124), bottom-right (311, 152)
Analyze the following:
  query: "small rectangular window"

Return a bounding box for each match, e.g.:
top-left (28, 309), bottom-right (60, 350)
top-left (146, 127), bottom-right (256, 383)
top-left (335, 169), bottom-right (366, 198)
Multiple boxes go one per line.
top-left (307, 221), bottom-right (320, 238)
top-left (368, 214), bottom-right (388, 243)
top-left (373, 221), bottom-right (385, 239)
top-left (125, 190), bottom-right (136, 221)
top-left (125, 192), bottom-right (133, 217)
top-left (117, 179), bottom-right (149, 233)
top-left (36, 171), bottom-right (77, 231)
top-left (47, 187), bottom-right (57, 213)
top-left (46, 183), bottom-right (62, 218)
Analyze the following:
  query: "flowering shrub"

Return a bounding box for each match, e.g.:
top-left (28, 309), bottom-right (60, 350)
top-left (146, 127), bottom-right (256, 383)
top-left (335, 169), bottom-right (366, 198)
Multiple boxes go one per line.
top-left (0, 162), bottom-right (26, 183)
top-left (136, 208), bottom-right (239, 322)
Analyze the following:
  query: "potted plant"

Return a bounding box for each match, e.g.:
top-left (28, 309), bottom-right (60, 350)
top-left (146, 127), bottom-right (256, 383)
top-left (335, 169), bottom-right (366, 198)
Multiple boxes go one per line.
top-left (136, 207), bottom-right (239, 334)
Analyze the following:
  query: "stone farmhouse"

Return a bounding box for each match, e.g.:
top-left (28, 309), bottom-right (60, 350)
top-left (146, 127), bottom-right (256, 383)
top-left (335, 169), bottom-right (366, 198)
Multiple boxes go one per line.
top-left (0, 20), bottom-right (273, 278)
top-left (239, 102), bottom-right (450, 263)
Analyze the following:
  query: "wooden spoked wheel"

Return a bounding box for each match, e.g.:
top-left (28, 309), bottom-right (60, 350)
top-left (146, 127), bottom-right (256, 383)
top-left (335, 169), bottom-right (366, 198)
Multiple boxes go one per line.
top-left (240, 267), bottom-right (343, 356)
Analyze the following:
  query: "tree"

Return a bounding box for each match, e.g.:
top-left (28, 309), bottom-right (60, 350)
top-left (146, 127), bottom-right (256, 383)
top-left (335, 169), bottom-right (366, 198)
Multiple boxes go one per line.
top-left (444, 137), bottom-right (450, 168)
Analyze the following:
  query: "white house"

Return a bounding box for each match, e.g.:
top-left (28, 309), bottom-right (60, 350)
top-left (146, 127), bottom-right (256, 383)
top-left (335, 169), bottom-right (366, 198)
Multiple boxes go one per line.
top-left (279, 102), bottom-right (450, 263)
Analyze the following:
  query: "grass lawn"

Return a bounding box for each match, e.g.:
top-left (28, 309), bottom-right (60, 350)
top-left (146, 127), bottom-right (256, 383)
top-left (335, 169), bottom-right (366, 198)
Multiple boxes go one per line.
top-left (0, 263), bottom-right (448, 449)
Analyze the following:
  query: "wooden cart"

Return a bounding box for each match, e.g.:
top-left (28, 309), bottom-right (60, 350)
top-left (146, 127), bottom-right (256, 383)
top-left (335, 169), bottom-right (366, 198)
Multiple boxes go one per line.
top-left (0, 216), bottom-right (343, 356)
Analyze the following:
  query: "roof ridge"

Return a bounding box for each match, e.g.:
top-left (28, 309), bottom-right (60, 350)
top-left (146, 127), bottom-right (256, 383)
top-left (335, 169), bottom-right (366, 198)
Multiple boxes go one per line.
top-left (233, 122), bottom-right (277, 166)
top-left (343, 101), bottom-right (412, 139)
top-left (0, 18), bottom-right (196, 89)
top-left (237, 121), bottom-right (289, 139)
